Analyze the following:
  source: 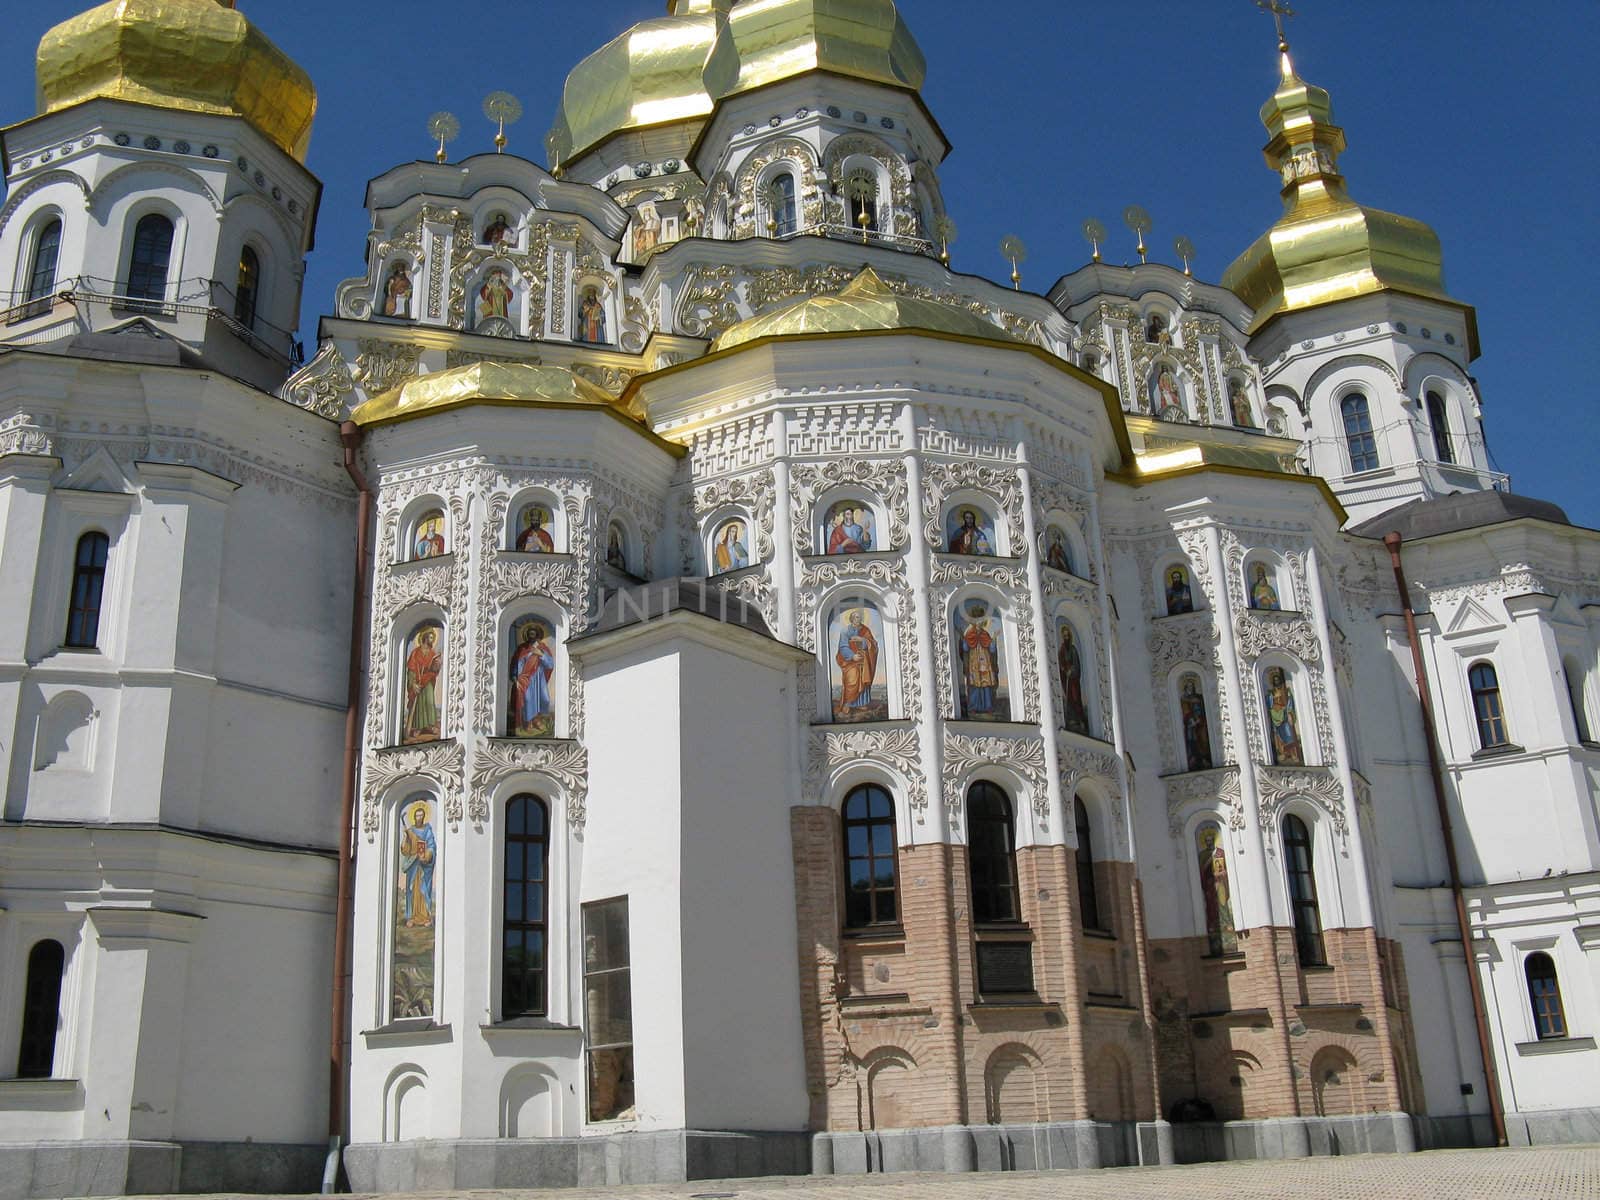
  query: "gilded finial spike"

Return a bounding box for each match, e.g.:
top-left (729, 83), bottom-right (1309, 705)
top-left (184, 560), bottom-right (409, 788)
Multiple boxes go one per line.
top-left (483, 91), bottom-right (523, 154)
top-left (933, 215), bottom-right (957, 268)
top-left (1122, 206), bottom-right (1152, 265)
top-left (1000, 236), bottom-right (1027, 291)
top-left (427, 112), bottom-right (460, 164)
top-left (1255, 0), bottom-right (1296, 73)
top-left (1082, 218), bottom-right (1107, 264)
top-left (1175, 236), bottom-right (1195, 277)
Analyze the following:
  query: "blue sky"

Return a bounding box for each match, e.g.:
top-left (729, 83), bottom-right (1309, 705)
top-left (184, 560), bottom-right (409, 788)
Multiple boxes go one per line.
top-left (7, 2), bottom-right (1596, 526)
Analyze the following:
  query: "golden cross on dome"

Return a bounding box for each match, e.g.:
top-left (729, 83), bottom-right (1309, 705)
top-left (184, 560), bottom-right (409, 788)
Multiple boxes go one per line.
top-left (1255, 0), bottom-right (1295, 52)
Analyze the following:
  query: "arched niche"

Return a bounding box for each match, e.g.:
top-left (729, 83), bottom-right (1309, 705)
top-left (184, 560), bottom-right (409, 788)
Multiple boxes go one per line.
top-left (1168, 664), bottom-right (1219, 773)
top-left (1243, 551), bottom-right (1292, 612)
top-left (1157, 557), bottom-right (1201, 615)
top-left (705, 510), bottom-right (754, 575)
top-left (822, 591), bottom-right (891, 723)
top-left (1038, 515), bottom-right (1086, 577)
top-left (815, 491), bottom-right (883, 556)
top-left (941, 495), bottom-right (1005, 557)
top-left (378, 255), bottom-right (417, 319)
top-left (1184, 811), bottom-right (1241, 958)
top-left (1052, 609), bottom-right (1095, 737)
top-left (499, 602), bottom-right (567, 740)
top-left (1258, 655), bottom-right (1315, 766)
top-left (394, 609), bottom-right (447, 745)
top-left (468, 259), bottom-right (523, 337)
top-left (387, 788), bottom-right (440, 1021)
top-left (399, 496), bottom-right (451, 562)
top-left (571, 272), bottom-right (613, 345)
top-left (506, 489), bottom-right (564, 554)
top-left (33, 691), bottom-right (96, 772)
top-left (1226, 370), bottom-right (1258, 429)
top-left (950, 591), bottom-right (1014, 723)
top-left (1145, 358), bottom-right (1189, 420)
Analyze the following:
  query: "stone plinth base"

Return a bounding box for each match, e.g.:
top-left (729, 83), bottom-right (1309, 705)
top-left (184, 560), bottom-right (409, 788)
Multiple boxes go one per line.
top-left (0, 1139), bottom-right (324, 1199)
top-left (342, 1130), bottom-right (811, 1191)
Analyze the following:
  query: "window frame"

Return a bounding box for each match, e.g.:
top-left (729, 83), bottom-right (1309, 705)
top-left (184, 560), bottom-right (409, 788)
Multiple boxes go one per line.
top-left (841, 784), bottom-right (899, 928)
top-left (234, 244), bottom-right (261, 330)
top-left (1281, 813), bottom-right (1326, 967)
top-left (16, 939), bottom-right (67, 1079)
top-left (125, 212), bottom-right (176, 305)
top-left (501, 793), bottom-right (550, 1019)
top-left (64, 530), bottom-right (110, 649)
top-left (1074, 796), bottom-right (1104, 933)
top-left (1425, 389), bottom-right (1454, 465)
top-left (25, 216), bottom-right (62, 305)
top-left (1468, 660), bottom-right (1509, 749)
top-left (1525, 951), bottom-right (1568, 1040)
top-left (582, 896), bottom-right (634, 1123)
top-left (768, 170), bottom-right (798, 237)
top-left (967, 781), bottom-right (1020, 925)
top-left (1340, 391), bottom-right (1380, 473)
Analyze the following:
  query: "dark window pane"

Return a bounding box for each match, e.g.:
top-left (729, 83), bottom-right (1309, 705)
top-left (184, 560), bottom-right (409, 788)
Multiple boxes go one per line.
top-left (127, 214), bottom-right (174, 303)
top-left (847, 824), bottom-right (868, 856)
top-left (27, 220), bottom-right (61, 303)
top-left (17, 940), bottom-right (65, 1079)
top-left (65, 532), bottom-right (109, 648)
top-left (501, 794), bottom-right (549, 1017)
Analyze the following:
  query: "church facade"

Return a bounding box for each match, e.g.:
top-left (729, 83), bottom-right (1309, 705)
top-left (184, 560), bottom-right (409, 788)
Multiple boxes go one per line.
top-left (1, 2), bottom-right (1597, 1195)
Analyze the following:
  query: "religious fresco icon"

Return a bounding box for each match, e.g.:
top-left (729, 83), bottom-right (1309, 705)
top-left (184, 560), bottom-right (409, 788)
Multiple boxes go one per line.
top-left (1057, 620), bottom-right (1089, 734)
top-left (507, 616), bottom-right (556, 739)
top-left (482, 212), bottom-right (514, 246)
top-left (400, 621), bottom-right (444, 744)
top-left (392, 792), bottom-right (437, 1018)
top-left (946, 506), bottom-right (996, 556)
top-left (1196, 820), bottom-right (1238, 957)
top-left (606, 522), bottom-right (627, 571)
top-left (1249, 563), bottom-right (1282, 610)
top-left (1043, 525), bottom-right (1073, 573)
top-left (824, 500), bottom-right (875, 554)
top-left (1165, 565), bottom-right (1194, 614)
top-left (1264, 666), bottom-right (1304, 765)
top-left (1180, 672), bottom-right (1213, 771)
top-left (574, 283), bottom-right (608, 344)
top-left (475, 267), bottom-right (515, 331)
top-left (829, 601), bottom-right (887, 722)
top-left (515, 505), bottom-right (555, 553)
top-left (955, 599), bottom-right (1009, 721)
top-left (382, 260), bottom-right (412, 317)
top-left (1149, 365), bottom-right (1182, 416)
top-left (711, 518), bottom-right (749, 574)
top-left (412, 510), bottom-right (446, 560)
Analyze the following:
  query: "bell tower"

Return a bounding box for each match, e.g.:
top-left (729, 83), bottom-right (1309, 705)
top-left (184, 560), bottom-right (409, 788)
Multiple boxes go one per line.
top-left (0, 0), bottom-right (320, 392)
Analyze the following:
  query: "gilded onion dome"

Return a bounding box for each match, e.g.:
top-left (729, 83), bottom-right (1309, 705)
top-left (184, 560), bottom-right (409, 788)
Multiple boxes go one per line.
top-left (352, 362), bottom-right (641, 426)
top-left (547, 0), bottom-right (924, 169)
top-left (712, 266), bottom-right (1010, 351)
top-left (35, 0), bottom-right (316, 163)
top-left (1221, 49), bottom-right (1457, 334)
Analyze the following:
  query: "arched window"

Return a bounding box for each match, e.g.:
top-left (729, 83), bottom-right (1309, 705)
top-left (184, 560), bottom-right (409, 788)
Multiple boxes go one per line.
top-left (1074, 797), bottom-right (1103, 932)
top-left (234, 246), bottom-right (260, 330)
top-left (841, 784), bottom-right (898, 927)
top-left (968, 782), bottom-right (1018, 924)
top-left (17, 940), bottom-right (66, 1079)
top-left (25, 218), bottom-right (62, 303)
top-left (1425, 390), bottom-right (1454, 465)
top-left (1563, 659), bottom-right (1592, 744)
top-left (126, 213), bottom-right (175, 304)
top-left (1282, 814), bottom-right (1325, 966)
top-left (842, 170), bottom-right (878, 234)
top-left (1468, 662), bottom-right (1508, 749)
top-left (502, 794), bottom-right (549, 1018)
top-left (1525, 952), bottom-right (1567, 1040)
top-left (769, 172), bottom-right (797, 237)
top-left (1341, 392), bottom-right (1379, 473)
top-left (65, 532), bottom-right (110, 648)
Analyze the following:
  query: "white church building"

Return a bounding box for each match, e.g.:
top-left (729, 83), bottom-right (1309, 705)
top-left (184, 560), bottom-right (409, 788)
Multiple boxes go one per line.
top-left (0, 1), bottom-right (1596, 1195)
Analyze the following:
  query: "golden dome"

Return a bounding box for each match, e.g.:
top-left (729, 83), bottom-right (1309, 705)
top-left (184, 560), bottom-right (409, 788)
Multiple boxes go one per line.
top-left (36, 0), bottom-right (316, 163)
top-left (548, 0), bottom-right (924, 168)
top-left (353, 362), bottom-right (637, 426)
top-left (1221, 52), bottom-right (1457, 334)
top-left (711, 266), bottom-right (1010, 351)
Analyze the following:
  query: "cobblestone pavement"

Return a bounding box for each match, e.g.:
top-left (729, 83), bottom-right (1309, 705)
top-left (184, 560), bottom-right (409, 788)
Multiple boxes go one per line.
top-left (154, 1145), bottom-right (1600, 1200)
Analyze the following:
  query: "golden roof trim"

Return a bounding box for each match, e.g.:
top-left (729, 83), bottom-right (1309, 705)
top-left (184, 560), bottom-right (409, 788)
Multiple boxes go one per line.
top-left (352, 361), bottom-right (646, 427)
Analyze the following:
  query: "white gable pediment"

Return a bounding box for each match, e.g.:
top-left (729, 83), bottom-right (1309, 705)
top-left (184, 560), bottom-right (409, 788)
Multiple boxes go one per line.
top-left (56, 446), bottom-right (134, 494)
top-left (1443, 595), bottom-right (1503, 638)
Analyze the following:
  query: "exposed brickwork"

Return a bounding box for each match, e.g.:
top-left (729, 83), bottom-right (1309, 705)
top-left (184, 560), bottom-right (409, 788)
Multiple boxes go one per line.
top-left (1147, 925), bottom-right (1415, 1123)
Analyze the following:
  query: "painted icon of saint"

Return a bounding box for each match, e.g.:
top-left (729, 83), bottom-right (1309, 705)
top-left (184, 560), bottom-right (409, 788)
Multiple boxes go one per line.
top-left (401, 624), bottom-right (443, 744)
top-left (575, 285), bottom-right (607, 344)
top-left (413, 512), bottom-right (445, 560)
top-left (1045, 527), bottom-right (1072, 573)
top-left (1264, 666), bottom-right (1303, 765)
top-left (957, 604), bottom-right (1006, 720)
top-left (1150, 366), bottom-right (1181, 415)
top-left (1249, 563), bottom-right (1281, 611)
top-left (516, 506), bottom-right (555, 553)
top-left (508, 619), bottom-right (556, 738)
top-left (606, 524), bottom-right (626, 571)
top-left (826, 502), bottom-right (873, 554)
top-left (1180, 673), bottom-right (1213, 771)
top-left (1196, 821), bottom-right (1238, 956)
top-left (833, 606), bottom-right (882, 722)
top-left (633, 201), bottom-right (661, 258)
top-left (477, 268), bottom-right (513, 323)
top-left (1165, 566), bottom-right (1194, 614)
top-left (482, 213), bottom-right (513, 246)
top-left (399, 801), bottom-right (436, 928)
top-left (1230, 378), bottom-right (1255, 428)
top-left (1058, 623), bottom-right (1089, 734)
top-left (382, 261), bottom-right (413, 317)
top-left (713, 520), bottom-right (748, 573)
top-left (947, 508), bottom-right (993, 556)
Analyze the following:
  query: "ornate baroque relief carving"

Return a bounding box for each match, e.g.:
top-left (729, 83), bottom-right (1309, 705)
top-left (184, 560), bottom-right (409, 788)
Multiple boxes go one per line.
top-left (805, 725), bottom-right (926, 816)
top-left (943, 730), bottom-right (1047, 821)
top-left (280, 341), bottom-right (356, 419)
top-left (1163, 766), bottom-right (1244, 839)
top-left (470, 738), bottom-right (590, 830)
top-left (789, 456), bottom-right (910, 555)
top-left (1256, 765), bottom-right (1348, 849)
top-left (362, 739), bottom-right (466, 839)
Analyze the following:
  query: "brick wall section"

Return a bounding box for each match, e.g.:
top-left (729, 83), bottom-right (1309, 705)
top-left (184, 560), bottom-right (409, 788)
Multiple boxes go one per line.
top-left (1147, 925), bottom-right (1415, 1122)
top-left (793, 809), bottom-right (1166, 1131)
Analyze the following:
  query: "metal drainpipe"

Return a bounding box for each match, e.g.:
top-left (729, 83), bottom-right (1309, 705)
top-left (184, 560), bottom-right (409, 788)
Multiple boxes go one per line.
top-left (1382, 531), bottom-right (1507, 1147)
top-left (326, 421), bottom-right (372, 1186)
